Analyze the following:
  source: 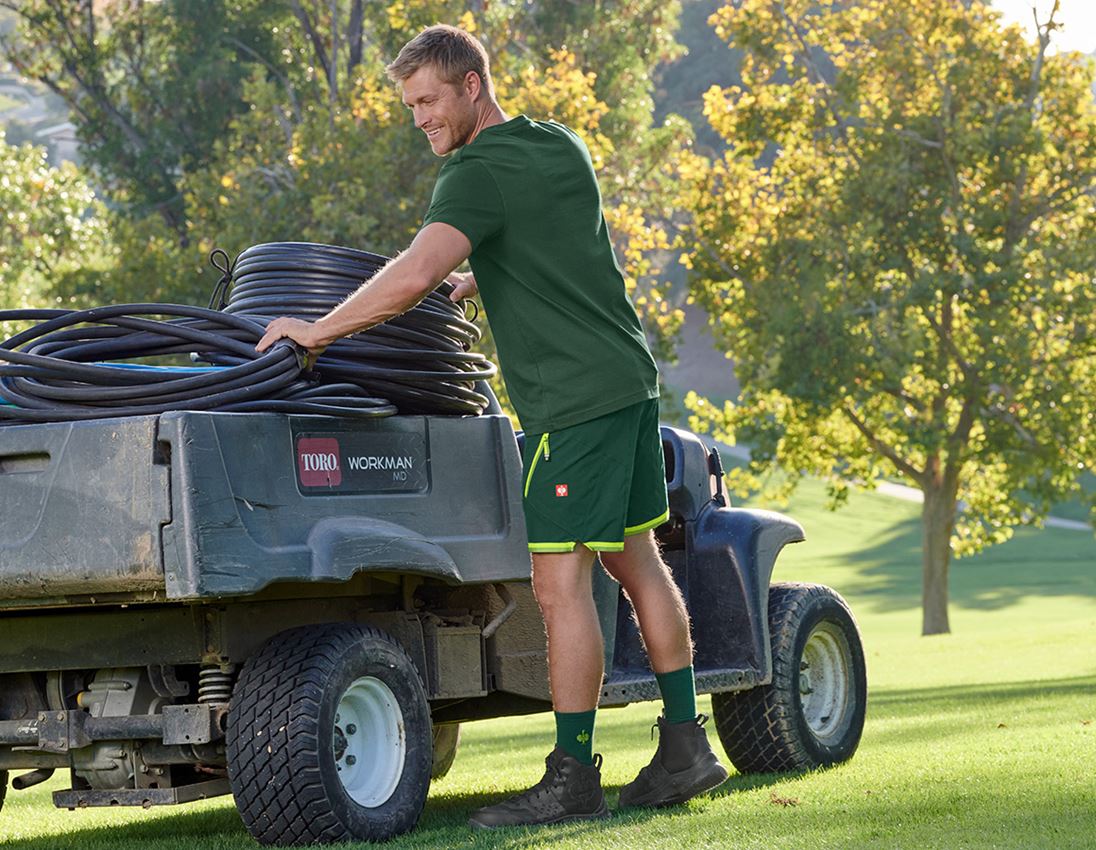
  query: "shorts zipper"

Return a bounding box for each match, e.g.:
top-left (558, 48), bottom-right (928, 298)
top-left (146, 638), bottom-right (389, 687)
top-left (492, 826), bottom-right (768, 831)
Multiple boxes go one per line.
top-left (524, 432), bottom-right (550, 498)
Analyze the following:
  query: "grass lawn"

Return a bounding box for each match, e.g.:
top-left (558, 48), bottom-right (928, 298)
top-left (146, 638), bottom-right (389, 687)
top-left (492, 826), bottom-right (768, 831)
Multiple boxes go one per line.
top-left (1, 482), bottom-right (1093, 849)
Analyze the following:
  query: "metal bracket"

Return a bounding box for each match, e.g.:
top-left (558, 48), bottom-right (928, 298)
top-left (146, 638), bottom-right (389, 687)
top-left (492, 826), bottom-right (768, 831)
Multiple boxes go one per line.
top-left (201, 608), bottom-right (227, 664)
top-left (161, 704), bottom-right (214, 745)
top-left (53, 778), bottom-right (231, 809)
top-left (37, 710), bottom-right (90, 753)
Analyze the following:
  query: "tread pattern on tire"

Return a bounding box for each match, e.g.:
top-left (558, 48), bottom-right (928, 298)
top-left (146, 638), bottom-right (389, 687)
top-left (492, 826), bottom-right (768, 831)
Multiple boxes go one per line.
top-left (227, 623), bottom-right (426, 846)
top-left (712, 582), bottom-right (863, 774)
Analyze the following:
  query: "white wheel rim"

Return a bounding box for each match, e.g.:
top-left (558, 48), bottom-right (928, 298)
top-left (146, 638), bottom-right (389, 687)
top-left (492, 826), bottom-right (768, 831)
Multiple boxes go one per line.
top-left (332, 676), bottom-right (405, 808)
top-left (799, 622), bottom-right (852, 741)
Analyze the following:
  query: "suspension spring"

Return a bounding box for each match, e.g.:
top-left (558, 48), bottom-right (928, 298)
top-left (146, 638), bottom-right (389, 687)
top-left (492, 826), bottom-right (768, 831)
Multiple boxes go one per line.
top-left (197, 665), bottom-right (235, 704)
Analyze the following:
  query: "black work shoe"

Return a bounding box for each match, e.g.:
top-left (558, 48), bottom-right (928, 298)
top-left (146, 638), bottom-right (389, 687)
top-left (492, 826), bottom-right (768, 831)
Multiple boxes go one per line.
top-left (469, 747), bottom-right (610, 829)
top-left (618, 714), bottom-right (729, 808)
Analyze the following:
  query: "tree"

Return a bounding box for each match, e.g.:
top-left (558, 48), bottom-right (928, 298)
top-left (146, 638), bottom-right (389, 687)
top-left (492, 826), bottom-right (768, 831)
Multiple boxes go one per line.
top-left (0, 132), bottom-right (109, 335)
top-left (654, 0), bottom-right (745, 155)
top-left (678, 0), bottom-right (1095, 634)
top-left (0, 0), bottom-right (277, 242)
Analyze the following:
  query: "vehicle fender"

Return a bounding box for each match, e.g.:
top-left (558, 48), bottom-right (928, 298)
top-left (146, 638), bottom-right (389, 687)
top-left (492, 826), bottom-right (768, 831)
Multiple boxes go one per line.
top-left (691, 505), bottom-right (805, 681)
top-left (307, 517), bottom-right (462, 584)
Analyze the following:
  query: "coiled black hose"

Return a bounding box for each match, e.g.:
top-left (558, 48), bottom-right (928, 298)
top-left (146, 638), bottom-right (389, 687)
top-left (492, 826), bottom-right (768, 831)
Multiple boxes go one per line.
top-left (0, 242), bottom-right (495, 423)
top-left (209, 242), bottom-right (495, 415)
top-left (0, 305), bottom-right (395, 422)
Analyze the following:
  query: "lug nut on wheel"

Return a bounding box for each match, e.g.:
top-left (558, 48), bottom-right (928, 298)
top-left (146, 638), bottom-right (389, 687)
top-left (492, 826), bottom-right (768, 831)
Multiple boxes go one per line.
top-left (346, 755), bottom-right (357, 766)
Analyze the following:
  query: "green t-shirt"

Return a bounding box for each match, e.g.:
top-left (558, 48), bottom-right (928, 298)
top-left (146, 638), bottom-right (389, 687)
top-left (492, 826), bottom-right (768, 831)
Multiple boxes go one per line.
top-left (422, 114), bottom-right (658, 433)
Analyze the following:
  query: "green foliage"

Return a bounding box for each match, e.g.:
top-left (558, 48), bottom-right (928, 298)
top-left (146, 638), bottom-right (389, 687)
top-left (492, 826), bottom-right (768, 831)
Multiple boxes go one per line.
top-left (508, 0), bottom-right (686, 144)
top-left (680, 0), bottom-right (1095, 632)
top-left (654, 0), bottom-right (744, 154)
top-left (1, 0), bottom-right (277, 237)
top-left (185, 67), bottom-right (434, 257)
top-left (58, 214), bottom-right (215, 310)
top-left (0, 132), bottom-right (110, 335)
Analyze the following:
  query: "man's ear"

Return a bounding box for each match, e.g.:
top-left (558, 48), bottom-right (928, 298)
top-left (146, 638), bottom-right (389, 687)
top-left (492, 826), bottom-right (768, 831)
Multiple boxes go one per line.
top-left (464, 69), bottom-right (482, 101)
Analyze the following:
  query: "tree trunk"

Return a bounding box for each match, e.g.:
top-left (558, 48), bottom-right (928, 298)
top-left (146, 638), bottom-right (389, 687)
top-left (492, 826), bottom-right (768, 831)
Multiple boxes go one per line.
top-left (920, 482), bottom-right (957, 635)
top-left (346, 0), bottom-right (363, 75)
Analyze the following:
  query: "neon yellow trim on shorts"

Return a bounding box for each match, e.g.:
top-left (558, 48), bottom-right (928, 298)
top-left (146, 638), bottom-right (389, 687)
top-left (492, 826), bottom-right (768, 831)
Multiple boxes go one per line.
top-left (585, 541), bottom-right (626, 552)
top-left (528, 541), bottom-right (577, 553)
top-left (523, 432), bottom-right (550, 499)
top-left (624, 509), bottom-right (671, 536)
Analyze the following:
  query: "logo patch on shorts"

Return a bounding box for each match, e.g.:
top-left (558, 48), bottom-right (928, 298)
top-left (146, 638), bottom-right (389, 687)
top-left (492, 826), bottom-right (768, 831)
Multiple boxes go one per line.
top-left (555, 484), bottom-right (569, 497)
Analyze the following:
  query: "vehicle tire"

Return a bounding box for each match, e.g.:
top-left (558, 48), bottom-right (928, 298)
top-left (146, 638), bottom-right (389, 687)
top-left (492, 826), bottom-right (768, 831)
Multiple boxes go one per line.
top-left (0, 769), bottom-right (6, 813)
top-left (712, 582), bottom-right (866, 773)
top-left (227, 623), bottom-right (432, 845)
top-left (430, 723), bottom-right (461, 780)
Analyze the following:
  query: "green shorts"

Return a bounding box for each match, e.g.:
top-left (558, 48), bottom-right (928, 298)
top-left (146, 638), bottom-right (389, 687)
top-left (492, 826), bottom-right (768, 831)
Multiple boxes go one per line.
top-left (521, 398), bottom-right (669, 553)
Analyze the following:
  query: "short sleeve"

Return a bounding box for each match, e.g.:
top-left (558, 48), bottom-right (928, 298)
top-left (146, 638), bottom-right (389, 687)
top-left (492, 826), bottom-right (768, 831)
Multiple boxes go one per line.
top-left (422, 159), bottom-right (506, 251)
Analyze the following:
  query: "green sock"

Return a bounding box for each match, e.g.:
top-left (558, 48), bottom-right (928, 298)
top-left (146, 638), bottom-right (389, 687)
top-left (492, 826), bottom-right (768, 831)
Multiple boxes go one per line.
top-left (555, 710), bottom-right (596, 765)
top-left (656, 665), bottom-right (697, 724)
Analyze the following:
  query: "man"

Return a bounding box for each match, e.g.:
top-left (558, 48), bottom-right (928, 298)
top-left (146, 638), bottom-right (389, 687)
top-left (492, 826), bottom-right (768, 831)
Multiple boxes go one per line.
top-left (256, 24), bottom-right (728, 828)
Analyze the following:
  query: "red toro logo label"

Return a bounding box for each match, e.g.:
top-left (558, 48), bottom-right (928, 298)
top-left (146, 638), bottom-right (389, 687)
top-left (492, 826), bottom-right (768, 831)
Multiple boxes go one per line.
top-left (555, 484), bottom-right (569, 497)
top-left (297, 437), bottom-right (342, 487)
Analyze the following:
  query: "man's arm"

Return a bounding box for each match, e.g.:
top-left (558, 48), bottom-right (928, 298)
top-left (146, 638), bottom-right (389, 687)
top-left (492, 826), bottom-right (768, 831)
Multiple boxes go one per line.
top-left (255, 222), bottom-right (473, 354)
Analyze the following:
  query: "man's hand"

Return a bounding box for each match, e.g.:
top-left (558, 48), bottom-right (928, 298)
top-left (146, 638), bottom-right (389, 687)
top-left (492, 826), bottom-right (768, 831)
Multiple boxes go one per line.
top-left (256, 316), bottom-right (329, 367)
top-left (447, 270), bottom-right (478, 302)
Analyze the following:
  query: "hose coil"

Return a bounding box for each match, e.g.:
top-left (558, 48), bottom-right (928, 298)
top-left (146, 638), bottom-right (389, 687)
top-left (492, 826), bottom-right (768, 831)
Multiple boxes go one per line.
top-left (210, 242), bottom-right (495, 415)
top-left (0, 242), bottom-right (496, 422)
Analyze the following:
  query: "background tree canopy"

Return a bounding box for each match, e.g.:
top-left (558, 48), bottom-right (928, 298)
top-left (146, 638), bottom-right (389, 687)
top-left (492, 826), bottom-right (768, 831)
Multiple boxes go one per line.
top-left (680, 0), bottom-right (1095, 634)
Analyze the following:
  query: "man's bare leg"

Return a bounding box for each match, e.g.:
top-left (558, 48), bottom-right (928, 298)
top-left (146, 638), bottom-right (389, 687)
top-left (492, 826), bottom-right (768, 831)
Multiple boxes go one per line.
top-left (599, 530), bottom-right (692, 674)
top-left (531, 546), bottom-right (603, 712)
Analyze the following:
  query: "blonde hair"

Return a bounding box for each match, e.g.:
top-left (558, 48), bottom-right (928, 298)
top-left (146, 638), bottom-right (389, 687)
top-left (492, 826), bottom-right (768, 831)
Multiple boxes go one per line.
top-left (386, 24), bottom-right (494, 99)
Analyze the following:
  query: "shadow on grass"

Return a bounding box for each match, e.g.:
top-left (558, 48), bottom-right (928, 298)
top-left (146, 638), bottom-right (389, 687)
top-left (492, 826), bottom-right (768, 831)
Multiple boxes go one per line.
top-left (450, 725), bottom-right (556, 760)
top-left (0, 782), bottom-right (755, 850)
top-left (394, 770), bottom-right (795, 850)
top-left (0, 756), bottom-right (796, 850)
top-left (816, 514), bottom-right (1096, 615)
top-left (0, 805), bottom-right (246, 849)
top-left (6, 678), bottom-right (1094, 849)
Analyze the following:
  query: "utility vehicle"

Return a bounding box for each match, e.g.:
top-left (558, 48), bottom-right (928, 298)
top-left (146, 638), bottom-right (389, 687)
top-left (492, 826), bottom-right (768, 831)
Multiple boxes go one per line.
top-left (0, 405), bottom-right (866, 844)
